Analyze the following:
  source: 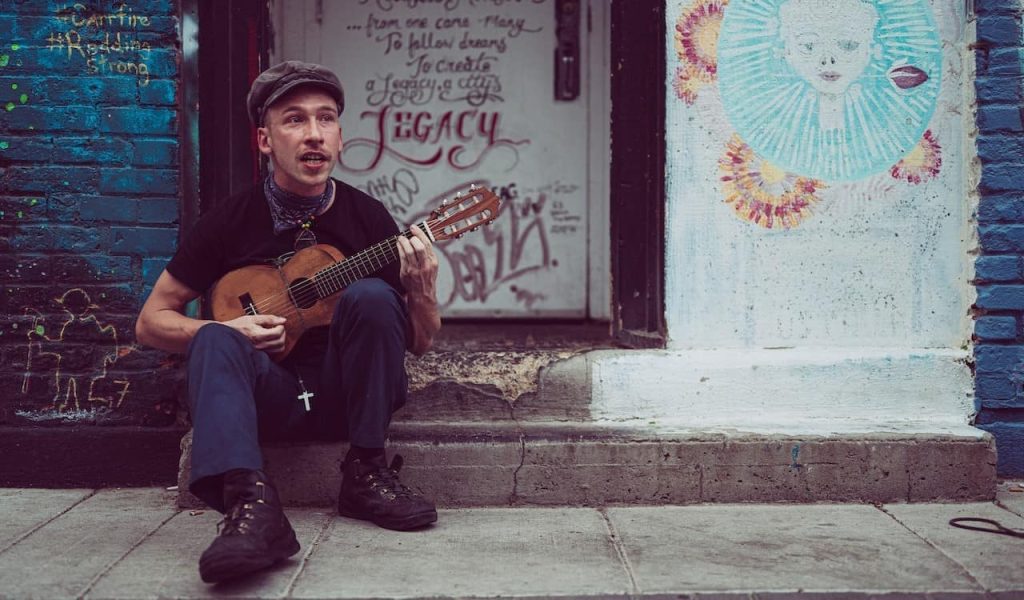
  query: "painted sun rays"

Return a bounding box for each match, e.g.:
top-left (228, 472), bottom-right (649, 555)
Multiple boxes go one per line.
top-left (673, 0), bottom-right (728, 105)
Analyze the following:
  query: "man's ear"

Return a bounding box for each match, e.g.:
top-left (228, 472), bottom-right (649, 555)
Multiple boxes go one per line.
top-left (256, 126), bottom-right (273, 156)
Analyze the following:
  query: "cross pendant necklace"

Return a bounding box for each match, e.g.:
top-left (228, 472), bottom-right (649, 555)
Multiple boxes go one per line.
top-left (297, 376), bottom-right (314, 412)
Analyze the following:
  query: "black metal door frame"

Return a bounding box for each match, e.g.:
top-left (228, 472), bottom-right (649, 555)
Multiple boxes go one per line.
top-left (191, 0), bottom-right (269, 216)
top-left (190, 0), bottom-right (665, 347)
top-left (609, 0), bottom-right (666, 347)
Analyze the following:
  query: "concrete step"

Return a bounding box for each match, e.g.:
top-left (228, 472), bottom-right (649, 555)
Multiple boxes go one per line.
top-left (177, 338), bottom-right (998, 508)
top-left (177, 421), bottom-right (996, 508)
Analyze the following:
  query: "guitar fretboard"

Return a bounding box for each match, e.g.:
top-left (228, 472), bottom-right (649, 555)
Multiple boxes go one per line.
top-left (310, 223), bottom-right (430, 298)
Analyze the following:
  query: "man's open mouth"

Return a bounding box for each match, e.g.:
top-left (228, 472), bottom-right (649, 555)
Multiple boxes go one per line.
top-left (301, 153), bottom-right (327, 165)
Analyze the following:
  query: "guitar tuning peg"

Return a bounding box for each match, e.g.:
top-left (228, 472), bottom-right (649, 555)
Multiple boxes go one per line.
top-left (454, 191), bottom-right (462, 199)
top-left (469, 184), bottom-right (476, 191)
top-left (456, 233), bottom-right (464, 239)
top-left (441, 198), bottom-right (448, 206)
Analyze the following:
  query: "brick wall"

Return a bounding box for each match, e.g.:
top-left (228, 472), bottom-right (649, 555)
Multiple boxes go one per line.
top-left (0, 0), bottom-right (184, 428)
top-left (974, 0), bottom-right (1024, 476)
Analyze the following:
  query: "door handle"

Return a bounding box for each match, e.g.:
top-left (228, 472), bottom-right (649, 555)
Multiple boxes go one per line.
top-left (555, 0), bottom-right (580, 101)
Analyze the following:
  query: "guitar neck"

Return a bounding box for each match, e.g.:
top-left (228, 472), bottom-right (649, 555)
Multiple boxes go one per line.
top-left (313, 223), bottom-right (429, 297)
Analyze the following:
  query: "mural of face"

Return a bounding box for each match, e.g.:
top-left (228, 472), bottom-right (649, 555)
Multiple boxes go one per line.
top-left (717, 0), bottom-right (941, 181)
top-left (779, 0), bottom-right (878, 96)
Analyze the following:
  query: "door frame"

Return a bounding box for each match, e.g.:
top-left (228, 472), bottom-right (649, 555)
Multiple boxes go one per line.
top-left (609, 0), bottom-right (667, 347)
top-left (190, 0), bottom-right (665, 347)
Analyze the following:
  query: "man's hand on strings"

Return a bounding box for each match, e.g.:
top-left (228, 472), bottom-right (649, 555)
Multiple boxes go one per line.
top-left (221, 315), bottom-right (287, 353)
top-left (397, 224), bottom-right (439, 302)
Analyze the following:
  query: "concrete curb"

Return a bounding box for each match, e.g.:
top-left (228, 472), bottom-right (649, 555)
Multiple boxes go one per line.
top-left (177, 423), bottom-right (997, 508)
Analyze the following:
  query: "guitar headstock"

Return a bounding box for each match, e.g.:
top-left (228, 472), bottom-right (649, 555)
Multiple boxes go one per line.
top-left (428, 185), bottom-right (501, 241)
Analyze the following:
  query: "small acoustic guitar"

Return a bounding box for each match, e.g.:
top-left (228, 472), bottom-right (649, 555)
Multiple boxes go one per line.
top-left (210, 185), bottom-right (500, 361)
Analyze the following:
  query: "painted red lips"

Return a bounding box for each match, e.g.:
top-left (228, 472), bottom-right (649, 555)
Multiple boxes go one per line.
top-left (888, 65), bottom-right (929, 90)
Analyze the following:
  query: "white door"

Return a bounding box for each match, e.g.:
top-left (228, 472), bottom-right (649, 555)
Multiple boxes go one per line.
top-left (271, 0), bottom-right (610, 319)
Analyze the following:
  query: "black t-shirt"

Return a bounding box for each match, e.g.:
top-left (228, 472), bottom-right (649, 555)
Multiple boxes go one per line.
top-left (167, 177), bottom-right (405, 362)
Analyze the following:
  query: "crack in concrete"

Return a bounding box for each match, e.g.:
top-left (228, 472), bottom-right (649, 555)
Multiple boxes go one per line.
top-left (598, 507), bottom-right (640, 596)
top-left (509, 388), bottom-right (526, 506)
top-left (509, 432), bottom-right (526, 506)
top-left (77, 503), bottom-right (180, 599)
top-left (283, 511), bottom-right (334, 598)
top-left (0, 489), bottom-right (99, 558)
top-left (874, 504), bottom-right (986, 592)
top-left (995, 494), bottom-right (1024, 519)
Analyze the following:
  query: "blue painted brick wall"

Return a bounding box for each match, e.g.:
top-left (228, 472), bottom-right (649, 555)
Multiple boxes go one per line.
top-left (0, 0), bottom-right (182, 426)
top-left (975, 0), bottom-right (1024, 476)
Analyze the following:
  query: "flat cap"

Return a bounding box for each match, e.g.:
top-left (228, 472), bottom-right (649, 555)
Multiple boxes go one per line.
top-left (246, 60), bottom-right (345, 126)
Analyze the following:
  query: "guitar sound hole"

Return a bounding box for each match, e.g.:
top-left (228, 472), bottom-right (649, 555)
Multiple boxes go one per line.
top-left (288, 277), bottom-right (319, 309)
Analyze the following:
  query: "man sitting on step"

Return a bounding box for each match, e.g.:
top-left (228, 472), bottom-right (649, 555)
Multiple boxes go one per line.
top-left (135, 60), bottom-right (442, 584)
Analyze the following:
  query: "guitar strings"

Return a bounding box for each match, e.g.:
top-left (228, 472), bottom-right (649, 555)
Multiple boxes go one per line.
top-left (249, 198), bottom-right (492, 317)
top-left (245, 220), bottom-right (441, 317)
top-left (251, 235), bottom-right (403, 317)
top-left (255, 231), bottom-right (401, 309)
top-left (248, 230), bottom-right (408, 316)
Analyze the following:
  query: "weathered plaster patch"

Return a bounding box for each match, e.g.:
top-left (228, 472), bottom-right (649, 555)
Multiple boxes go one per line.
top-left (407, 350), bottom-right (577, 403)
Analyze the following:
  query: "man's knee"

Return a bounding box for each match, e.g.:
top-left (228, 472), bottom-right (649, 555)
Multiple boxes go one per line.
top-left (185, 324), bottom-right (265, 414)
top-left (335, 279), bottom-right (404, 323)
top-left (187, 323), bottom-right (252, 365)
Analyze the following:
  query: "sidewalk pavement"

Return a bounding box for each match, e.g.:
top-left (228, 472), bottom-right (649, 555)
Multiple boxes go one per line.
top-left (1, 483), bottom-right (1022, 599)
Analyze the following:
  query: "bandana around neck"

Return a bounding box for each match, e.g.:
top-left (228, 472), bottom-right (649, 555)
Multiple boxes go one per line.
top-left (264, 174), bottom-right (334, 235)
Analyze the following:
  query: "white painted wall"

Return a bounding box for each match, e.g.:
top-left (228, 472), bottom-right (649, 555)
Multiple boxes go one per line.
top-left (582, 0), bottom-right (979, 435)
top-left (664, 0), bottom-right (973, 350)
top-left (587, 348), bottom-right (978, 435)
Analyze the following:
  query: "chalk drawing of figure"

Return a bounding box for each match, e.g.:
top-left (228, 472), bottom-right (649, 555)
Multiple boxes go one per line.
top-left (22, 288), bottom-right (129, 412)
top-left (778, 0), bottom-right (878, 132)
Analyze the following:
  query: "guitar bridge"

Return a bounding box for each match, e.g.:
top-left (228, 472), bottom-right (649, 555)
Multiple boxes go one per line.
top-left (239, 293), bottom-right (258, 316)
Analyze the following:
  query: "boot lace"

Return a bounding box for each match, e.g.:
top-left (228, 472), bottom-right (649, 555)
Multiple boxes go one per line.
top-left (363, 456), bottom-right (417, 501)
top-left (216, 481), bottom-right (268, 535)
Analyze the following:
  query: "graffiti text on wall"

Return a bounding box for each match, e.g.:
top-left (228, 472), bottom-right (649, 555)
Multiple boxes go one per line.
top-left (343, 105), bottom-right (528, 172)
top-left (370, 171), bottom-right (581, 310)
top-left (341, 0), bottom-right (542, 172)
top-left (44, 2), bottom-right (158, 85)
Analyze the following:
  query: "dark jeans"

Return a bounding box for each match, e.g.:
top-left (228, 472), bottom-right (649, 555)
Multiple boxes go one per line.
top-left (186, 278), bottom-right (409, 512)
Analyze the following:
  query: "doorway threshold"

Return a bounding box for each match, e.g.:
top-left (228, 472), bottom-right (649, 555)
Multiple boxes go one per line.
top-left (431, 321), bottom-right (617, 352)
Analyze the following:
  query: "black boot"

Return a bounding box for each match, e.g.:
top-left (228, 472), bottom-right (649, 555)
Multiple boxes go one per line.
top-left (198, 469), bottom-right (300, 584)
top-left (337, 454), bottom-right (437, 531)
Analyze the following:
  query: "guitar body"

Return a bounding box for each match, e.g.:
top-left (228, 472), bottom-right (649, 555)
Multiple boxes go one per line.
top-left (210, 244), bottom-right (346, 361)
top-left (208, 185), bottom-right (501, 362)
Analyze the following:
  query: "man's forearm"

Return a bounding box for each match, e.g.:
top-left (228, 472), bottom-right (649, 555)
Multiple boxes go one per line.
top-left (136, 308), bottom-right (212, 354)
top-left (406, 294), bottom-right (441, 355)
